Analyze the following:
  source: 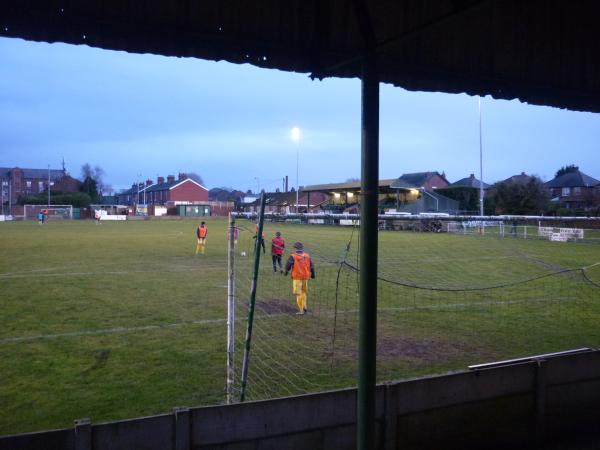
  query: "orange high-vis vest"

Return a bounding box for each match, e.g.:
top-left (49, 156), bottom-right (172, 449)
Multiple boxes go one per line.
top-left (198, 226), bottom-right (207, 238)
top-left (255, 225), bottom-right (265, 238)
top-left (291, 252), bottom-right (311, 280)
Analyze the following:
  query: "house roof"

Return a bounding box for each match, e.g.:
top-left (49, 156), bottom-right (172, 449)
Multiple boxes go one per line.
top-left (545, 170), bottom-right (600, 188)
top-left (446, 174), bottom-right (490, 189)
top-left (500, 172), bottom-right (534, 185)
top-left (0, 167), bottom-right (65, 180)
top-left (144, 178), bottom-right (207, 192)
top-left (303, 179), bottom-right (396, 193)
top-left (3, 1), bottom-right (600, 113)
top-left (390, 172), bottom-right (447, 189)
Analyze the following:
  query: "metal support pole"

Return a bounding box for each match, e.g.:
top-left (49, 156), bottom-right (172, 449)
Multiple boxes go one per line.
top-left (358, 52), bottom-right (379, 450)
top-left (226, 214), bottom-right (236, 403)
top-left (239, 192), bottom-right (266, 402)
top-left (48, 164), bottom-right (51, 206)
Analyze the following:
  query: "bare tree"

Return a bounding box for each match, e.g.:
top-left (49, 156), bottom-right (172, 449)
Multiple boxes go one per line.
top-left (187, 172), bottom-right (205, 185)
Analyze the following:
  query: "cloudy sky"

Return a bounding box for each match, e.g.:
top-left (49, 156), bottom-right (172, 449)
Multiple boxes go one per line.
top-left (1, 36), bottom-right (599, 194)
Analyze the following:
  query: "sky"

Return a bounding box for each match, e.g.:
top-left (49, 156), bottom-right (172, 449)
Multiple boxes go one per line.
top-left (1, 36), bottom-right (599, 194)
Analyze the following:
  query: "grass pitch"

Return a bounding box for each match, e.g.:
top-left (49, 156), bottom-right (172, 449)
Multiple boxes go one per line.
top-left (1, 218), bottom-right (599, 434)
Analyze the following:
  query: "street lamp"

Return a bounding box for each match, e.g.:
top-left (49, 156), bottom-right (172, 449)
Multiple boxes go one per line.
top-left (291, 127), bottom-right (300, 212)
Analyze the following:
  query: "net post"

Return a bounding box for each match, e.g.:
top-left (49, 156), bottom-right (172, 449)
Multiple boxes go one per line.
top-left (226, 213), bottom-right (236, 404)
top-left (239, 192), bottom-right (266, 402)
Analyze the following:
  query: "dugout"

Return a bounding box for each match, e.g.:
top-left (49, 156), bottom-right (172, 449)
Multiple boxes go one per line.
top-left (176, 204), bottom-right (211, 217)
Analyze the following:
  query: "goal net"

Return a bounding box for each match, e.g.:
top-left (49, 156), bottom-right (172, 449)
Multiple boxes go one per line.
top-left (228, 212), bottom-right (600, 403)
top-left (24, 204), bottom-right (73, 220)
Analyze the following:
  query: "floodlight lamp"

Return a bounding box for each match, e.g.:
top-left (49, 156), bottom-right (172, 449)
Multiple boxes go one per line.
top-left (291, 127), bottom-right (301, 142)
top-left (334, 192), bottom-right (341, 198)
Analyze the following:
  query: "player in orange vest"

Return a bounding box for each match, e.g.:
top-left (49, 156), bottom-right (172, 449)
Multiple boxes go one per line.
top-left (284, 242), bottom-right (315, 315)
top-left (196, 221), bottom-right (208, 254)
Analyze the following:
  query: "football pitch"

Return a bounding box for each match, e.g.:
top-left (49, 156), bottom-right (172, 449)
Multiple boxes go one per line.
top-left (1, 218), bottom-right (599, 434)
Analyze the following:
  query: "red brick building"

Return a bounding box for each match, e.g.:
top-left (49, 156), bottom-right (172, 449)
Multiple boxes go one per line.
top-left (117, 173), bottom-right (208, 206)
top-left (1, 166), bottom-right (80, 208)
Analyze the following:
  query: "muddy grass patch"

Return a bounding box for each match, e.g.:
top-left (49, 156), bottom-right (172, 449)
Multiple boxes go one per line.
top-left (255, 298), bottom-right (298, 315)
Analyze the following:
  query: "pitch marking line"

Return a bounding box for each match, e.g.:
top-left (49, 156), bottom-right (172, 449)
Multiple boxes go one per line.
top-left (0, 319), bottom-right (225, 344)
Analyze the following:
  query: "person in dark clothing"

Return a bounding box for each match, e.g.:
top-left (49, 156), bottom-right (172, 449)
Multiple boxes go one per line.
top-left (253, 224), bottom-right (266, 254)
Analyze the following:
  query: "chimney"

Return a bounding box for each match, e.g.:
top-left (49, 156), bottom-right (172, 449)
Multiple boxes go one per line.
top-left (285, 175), bottom-right (289, 192)
top-left (146, 179), bottom-right (152, 187)
top-left (178, 172), bottom-right (187, 181)
top-left (167, 175), bottom-right (175, 183)
top-left (157, 176), bottom-right (164, 184)
top-left (470, 174), bottom-right (475, 178)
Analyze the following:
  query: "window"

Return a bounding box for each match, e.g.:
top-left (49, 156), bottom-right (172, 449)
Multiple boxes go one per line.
top-left (561, 187), bottom-right (570, 196)
top-left (26, 181), bottom-right (32, 188)
top-left (573, 187), bottom-right (581, 196)
top-left (1, 181), bottom-right (7, 186)
top-left (38, 181), bottom-right (44, 191)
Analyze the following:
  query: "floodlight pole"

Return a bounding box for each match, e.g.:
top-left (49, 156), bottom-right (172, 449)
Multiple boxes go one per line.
top-left (358, 52), bottom-right (379, 450)
top-left (47, 164), bottom-right (51, 207)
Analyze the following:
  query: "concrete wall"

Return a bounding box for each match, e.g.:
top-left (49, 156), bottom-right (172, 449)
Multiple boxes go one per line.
top-left (2, 350), bottom-right (600, 450)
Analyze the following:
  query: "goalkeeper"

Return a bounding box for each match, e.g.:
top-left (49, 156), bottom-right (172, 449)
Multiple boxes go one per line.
top-left (284, 242), bottom-right (315, 315)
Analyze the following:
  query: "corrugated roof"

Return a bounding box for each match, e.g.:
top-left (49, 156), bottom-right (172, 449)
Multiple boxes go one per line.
top-left (2, 1), bottom-right (600, 113)
top-left (303, 179), bottom-right (396, 192)
top-left (545, 170), bottom-right (600, 188)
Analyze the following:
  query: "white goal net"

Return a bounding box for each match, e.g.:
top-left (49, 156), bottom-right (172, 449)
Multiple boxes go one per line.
top-left (24, 204), bottom-right (73, 220)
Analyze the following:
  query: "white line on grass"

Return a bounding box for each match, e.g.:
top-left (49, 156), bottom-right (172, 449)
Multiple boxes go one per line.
top-left (0, 318), bottom-right (225, 344)
top-left (0, 269), bottom-right (202, 279)
top-left (1, 295), bottom-right (581, 345)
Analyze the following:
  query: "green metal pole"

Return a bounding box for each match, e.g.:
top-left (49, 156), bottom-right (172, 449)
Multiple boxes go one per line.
top-left (358, 53), bottom-right (379, 450)
top-left (239, 192), bottom-right (266, 402)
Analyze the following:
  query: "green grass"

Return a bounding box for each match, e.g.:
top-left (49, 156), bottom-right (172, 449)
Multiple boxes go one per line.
top-left (1, 218), bottom-right (599, 434)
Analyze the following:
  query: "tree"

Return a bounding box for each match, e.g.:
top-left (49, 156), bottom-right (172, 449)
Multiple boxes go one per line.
top-left (187, 172), bottom-right (205, 186)
top-left (489, 177), bottom-right (549, 215)
top-left (346, 177), bottom-right (360, 182)
top-left (80, 164), bottom-right (104, 203)
top-left (555, 164), bottom-right (579, 178)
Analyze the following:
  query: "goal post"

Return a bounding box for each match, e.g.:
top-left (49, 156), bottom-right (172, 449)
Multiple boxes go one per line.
top-left (23, 204), bottom-right (73, 220)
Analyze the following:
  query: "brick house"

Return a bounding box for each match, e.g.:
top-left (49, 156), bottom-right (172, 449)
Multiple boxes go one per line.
top-left (117, 174), bottom-right (208, 206)
top-left (0, 166), bottom-right (80, 207)
top-left (545, 170), bottom-right (600, 210)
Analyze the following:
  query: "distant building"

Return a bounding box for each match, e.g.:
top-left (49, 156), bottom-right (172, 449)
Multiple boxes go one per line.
top-left (302, 172), bottom-right (458, 214)
top-left (242, 190), bottom-right (329, 214)
top-left (116, 173), bottom-right (208, 206)
top-left (0, 166), bottom-right (80, 207)
top-left (545, 169), bottom-right (600, 210)
top-left (437, 174), bottom-right (490, 213)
